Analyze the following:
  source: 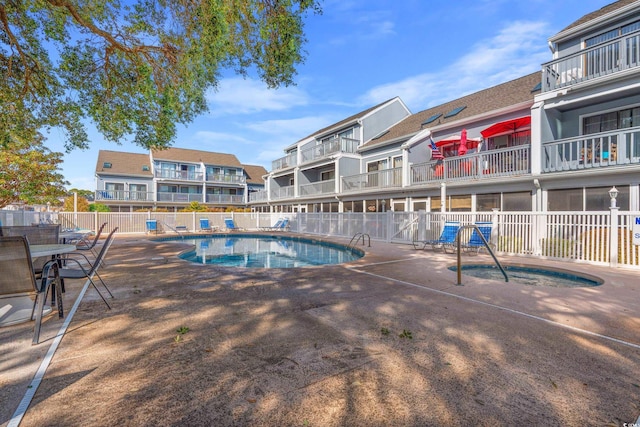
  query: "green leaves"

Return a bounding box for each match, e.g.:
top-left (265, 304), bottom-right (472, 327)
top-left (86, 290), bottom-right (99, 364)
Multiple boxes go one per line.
top-left (1, 0), bottom-right (321, 151)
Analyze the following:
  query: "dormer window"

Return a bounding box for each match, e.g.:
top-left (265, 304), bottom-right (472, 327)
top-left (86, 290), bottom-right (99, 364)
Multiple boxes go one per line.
top-left (103, 162), bottom-right (112, 168)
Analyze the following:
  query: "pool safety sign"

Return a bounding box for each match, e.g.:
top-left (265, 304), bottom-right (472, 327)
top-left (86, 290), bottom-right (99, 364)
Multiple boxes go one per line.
top-left (634, 217), bottom-right (640, 246)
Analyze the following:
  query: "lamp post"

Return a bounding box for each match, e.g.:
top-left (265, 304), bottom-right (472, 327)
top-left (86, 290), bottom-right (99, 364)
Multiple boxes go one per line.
top-left (381, 199), bottom-right (386, 212)
top-left (608, 186), bottom-right (619, 208)
top-left (608, 186), bottom-right (619, 267)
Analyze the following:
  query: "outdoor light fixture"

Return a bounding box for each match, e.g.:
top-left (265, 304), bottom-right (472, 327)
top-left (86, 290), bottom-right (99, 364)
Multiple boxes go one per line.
top-left (608, 186), bottom-right (619, 208)
top-left (381, 200), bottom-right (386, 212)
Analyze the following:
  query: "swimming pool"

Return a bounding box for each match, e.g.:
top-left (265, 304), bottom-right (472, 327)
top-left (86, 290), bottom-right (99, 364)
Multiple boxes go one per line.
top-left (172, 234), bottom-right (364, 268)
top-left (449, 264), bottom-right (603, 288)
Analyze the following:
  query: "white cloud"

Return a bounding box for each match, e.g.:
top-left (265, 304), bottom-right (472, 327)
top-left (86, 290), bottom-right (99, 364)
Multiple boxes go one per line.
top-left (206, 77), bottom-right (309, 115)
top-left (194, 131), bottom-right (253, 145)
top-left (357, 20), bottom-right (551, 110)
top-left (245, 116), bottom-right (334, 137)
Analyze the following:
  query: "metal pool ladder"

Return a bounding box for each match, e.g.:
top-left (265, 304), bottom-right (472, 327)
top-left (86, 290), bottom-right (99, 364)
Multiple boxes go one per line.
top-left (347, 233), bottom-right (370, 249)
top-left (455, 224), bottom-right (508, 285)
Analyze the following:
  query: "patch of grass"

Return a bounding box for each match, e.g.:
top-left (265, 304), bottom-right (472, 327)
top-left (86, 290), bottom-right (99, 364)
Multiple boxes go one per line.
top-left (174, 326), bottom-right (190, 343)
top-left (398, 329), bottom-right (413, 339)
top-left (380, 327), bottom-right (390, 336)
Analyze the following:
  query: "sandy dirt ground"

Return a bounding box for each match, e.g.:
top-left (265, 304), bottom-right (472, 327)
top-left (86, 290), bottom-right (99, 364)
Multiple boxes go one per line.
top-left (1, 233), bottom-right (639, 426)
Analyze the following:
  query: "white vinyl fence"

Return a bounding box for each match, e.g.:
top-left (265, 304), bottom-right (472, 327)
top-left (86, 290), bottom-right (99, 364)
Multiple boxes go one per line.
top-left (2, 209), bottom-right (638, 270)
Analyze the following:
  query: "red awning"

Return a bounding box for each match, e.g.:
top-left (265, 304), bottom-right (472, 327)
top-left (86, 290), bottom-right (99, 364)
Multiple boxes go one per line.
top-left (480, 116), bottom-right (531, 138)
top-left (435, 133), bottom-right (480, 149)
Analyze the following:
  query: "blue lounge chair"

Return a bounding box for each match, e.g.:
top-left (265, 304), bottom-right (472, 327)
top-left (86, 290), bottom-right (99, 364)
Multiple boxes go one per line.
top-left (276, 218), bottom-right (290, 231)
top-left (412, 221), bottom-right (461, 251)
top-left (267, 218), bottom-right (289, 232)
top-left (260, 218), bottom-right (283, 231)
top-left (200, 218), bottom-right (215, 231)
top-left (224, 218), bottom-right (243, 231)
top-left (462, 221), bottom-right (493, 254)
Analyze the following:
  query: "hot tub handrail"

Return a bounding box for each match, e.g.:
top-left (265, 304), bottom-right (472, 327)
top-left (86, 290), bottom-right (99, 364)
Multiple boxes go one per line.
top-left (348, 233), bottom-right (370, 249)
top-left (456, 224), bottom-right (508, 285)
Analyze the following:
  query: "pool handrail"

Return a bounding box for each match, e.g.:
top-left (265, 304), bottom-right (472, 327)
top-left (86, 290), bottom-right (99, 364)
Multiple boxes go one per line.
top-left (455, 224), bottom-right (508, 285)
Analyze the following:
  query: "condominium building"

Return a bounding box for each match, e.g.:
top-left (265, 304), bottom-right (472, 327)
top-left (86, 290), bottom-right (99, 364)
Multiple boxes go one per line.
top-left (249, 0), bottom-right (640, 214)
top-left (94, 148), bottom-right (266, 212)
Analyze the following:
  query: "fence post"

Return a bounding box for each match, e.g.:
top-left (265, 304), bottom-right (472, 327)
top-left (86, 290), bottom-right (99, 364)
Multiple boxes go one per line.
top-left (609, 206), bottom-right (619, 268)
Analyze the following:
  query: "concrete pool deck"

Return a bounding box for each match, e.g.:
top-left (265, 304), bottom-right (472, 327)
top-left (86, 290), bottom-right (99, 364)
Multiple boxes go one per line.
top-left (1, 233), bottom-right (639, 426)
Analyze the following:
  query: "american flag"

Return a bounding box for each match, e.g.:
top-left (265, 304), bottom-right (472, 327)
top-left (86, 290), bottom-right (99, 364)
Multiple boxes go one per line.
top-left (430, 137), bottom-right (445, 160)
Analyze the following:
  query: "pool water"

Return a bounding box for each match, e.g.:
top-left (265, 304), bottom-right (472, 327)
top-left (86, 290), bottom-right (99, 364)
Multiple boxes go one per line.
top-left (450, 264), bottom-right (603, 288)
top-left (176, 235), bottom-right (363, 268)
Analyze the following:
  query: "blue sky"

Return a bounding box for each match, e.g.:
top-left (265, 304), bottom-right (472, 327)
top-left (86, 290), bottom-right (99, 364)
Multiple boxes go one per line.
top-left (45, 0), bottom-right (610, 190)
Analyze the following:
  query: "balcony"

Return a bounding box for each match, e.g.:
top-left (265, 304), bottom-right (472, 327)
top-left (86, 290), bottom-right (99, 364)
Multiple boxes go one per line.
top-left (157, 192), bottom-right (203, 202)
top-left (206, 173), bottom-right (245, 184)
top-left (542, 29), bottom-right (640, 92)
top-left (155, 169), bottom-right (203, 181)
top-left (270, 185), bottom-right (294, 200)
top-left (542, 127), bottom-right (640, 173)
top-left (299, 179), bottom-right (335, 197)
top-left (342, 167), bottom-right (403, 193)
top-left (300, 138), bottom-right (359, 164)
top-left (411, 145), bottom-right (531, 185)
top-left (205, 194), bottom-right (244, 204)
top-left (272, 153), bottom-right (298, 171)
top-left (249, 190), bottom-right (268, 202)
top-left (95, 190), bottom-right (154, 202)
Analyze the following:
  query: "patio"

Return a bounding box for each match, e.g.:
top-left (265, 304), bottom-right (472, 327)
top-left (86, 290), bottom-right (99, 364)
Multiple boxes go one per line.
top-left (1, 233), bottom-right (639, 426)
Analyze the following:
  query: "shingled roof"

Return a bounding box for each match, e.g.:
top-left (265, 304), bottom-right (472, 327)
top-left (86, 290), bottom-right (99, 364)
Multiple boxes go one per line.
top-left (151, 147), bottom-right (242, 168)
top-left (242, 164), bottom-right (267, 185)
top-left (360, 72), bottom-right (541, 149)
top-left (96, 150), bottom-right (152, 176)
top-left (559, 0), bottom-right (639, 33)
top-left (293, 97), bottom-right (400, 144)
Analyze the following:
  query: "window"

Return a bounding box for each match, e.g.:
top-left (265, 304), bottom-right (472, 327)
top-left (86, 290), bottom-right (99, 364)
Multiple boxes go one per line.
top-left (103, 162), bottom-right (112, 168)
top-left (129, 184), bottom-right (147, 200)
top-left (430, 196), bottom-right (441, 211)
top-left (584, 20), bottom-right (640, 76)
top-left (583, 106), bottom-right (640, 144)
top-left (449, 195), bottom-right (471, 212)
top-left (421, 113), bottom-right (442, 126)
top-left (367, 159), bottom-right (387, 172)
top-left (585, 186), bottom-right (629, 210)
top-left (321, 170), bottom-right (335, 181)
top-left (392, 156), bottom-right (402, 168)
top-left (503, 192), bottom-right (532, 211)
top-left (549, 186), bottom-right (630, 211)
top-left (159, 185), bottom-right (177, 193)
top-left (477, 194), bottom-right (500, 211)
top-left (548, 188), bottom-right (583, 211)
top-left (443, 106), bottom-right (466, 118)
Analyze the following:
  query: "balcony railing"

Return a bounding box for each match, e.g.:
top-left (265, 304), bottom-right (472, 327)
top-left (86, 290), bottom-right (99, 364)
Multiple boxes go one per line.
top-left (270, 185), bottom-right (294, 200)
top-left (206, 173), bottom-right (245, 184)
top-left (299, 179), bottom-right (335, 196)
top-left (249, 190), bottom-right (268, 202)
top-left (272, 153), bottom-right (298, 171)
top-left (157, 192), bottom-right (203, 202)
top-left (542, 29), bottom-right (640, 92)
top-left (205, 194), bottom-right (244, 204)
top-left (95, 190), bottom-right (154, 201)
top-left (342, 167), bottom-right (403, 193)
top-left (411, 145), bottom-right (531, 185)
top-left (300, 138), bottom-right (359, 164)
top-left (542, 127), bottom-right (640, 173)
top-left (155, 170), bottom-right (203, 181)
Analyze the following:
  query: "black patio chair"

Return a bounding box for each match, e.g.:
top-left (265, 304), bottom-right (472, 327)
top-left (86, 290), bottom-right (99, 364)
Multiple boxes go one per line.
top-left (0, 236), bottom-right (63, 345)
top-left (57, 227), bottom-right (118, 309)
top-left (74, 222), bottom-right (108, 260)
